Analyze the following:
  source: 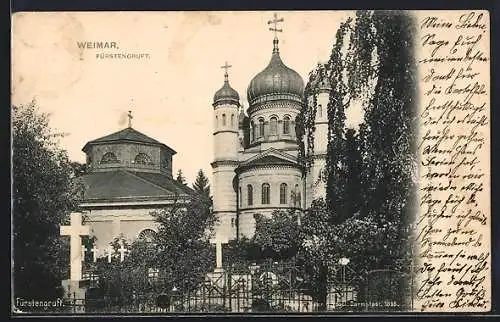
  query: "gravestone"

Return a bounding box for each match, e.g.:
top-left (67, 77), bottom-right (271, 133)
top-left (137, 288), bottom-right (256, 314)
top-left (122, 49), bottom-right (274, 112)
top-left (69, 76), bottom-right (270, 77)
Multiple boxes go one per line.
top-left (60, 212), bottom-right (91, 312)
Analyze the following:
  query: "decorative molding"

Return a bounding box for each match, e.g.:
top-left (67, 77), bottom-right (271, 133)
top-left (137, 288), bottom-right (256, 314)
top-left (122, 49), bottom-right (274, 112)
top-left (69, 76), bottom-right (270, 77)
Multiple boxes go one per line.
top-left (79, 199), bottom-right (183, 208)
top-left (212, 210), bottom-right (238, 215)
top-left (86, 214), bottom-right (157, 222)
top-left (213, 129), bottom-right (239, 135)
top-left (238, 206), bottom-right (303, 212)
top-left (211, 160), bottom-right (240, 168)
top-left (248, 93), bottom-right (303, 108)
top-left (247, 99), bottom-right (303, 116)
top-left (213, 99), bottom-right (240, 108)
top-left (236, 163), bottom-right (303, 174)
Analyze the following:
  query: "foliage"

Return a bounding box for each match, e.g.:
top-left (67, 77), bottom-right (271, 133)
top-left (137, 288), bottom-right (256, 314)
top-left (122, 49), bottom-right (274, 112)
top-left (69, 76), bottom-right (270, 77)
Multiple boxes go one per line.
top-left (152, 196), bottom-right (217, 293)
top-left (299, 8), bottom-right (417, 258)
top-left (69, 161), bottom-right (88, 178)
top-left (296, 66), bottom-right (320, 171)
top-left (223, 236), bottom-right (260, 269)
top-left (175, 169), bottom-right (187, 185)
top-left (324, 19), bottom-right (351, 222)
top-left (192, 169), bottom-right (210, 199)
top-left (89, 236), bottom-right (157, 308)
top-left (294, 10), bottom-right (418, 304)
top-left (252, 210), bottom-right (301, 260)
top-left (90, 196), bottom-right (217, 302)
top-left (297, 198), bottom-right (331, 305)
top-left (12, 100), bottom-right (81, 299)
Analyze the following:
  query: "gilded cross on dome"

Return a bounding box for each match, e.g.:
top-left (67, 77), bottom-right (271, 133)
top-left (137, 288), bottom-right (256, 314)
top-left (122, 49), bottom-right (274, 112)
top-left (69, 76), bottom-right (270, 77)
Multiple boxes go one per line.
top-left (220, 61), bottom-right (232, 81)
top-left (268, 13), bottom-right (284, 39)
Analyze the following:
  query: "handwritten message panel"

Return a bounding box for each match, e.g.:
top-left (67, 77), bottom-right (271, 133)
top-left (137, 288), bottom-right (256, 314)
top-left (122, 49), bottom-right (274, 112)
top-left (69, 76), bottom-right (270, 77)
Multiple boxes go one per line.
top-left (415, 11), bottom-right (490, 312)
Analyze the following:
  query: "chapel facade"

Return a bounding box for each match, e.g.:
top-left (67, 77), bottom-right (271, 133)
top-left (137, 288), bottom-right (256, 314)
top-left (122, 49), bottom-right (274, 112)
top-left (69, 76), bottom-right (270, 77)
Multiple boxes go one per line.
top-left (211, 34), bottom-right (331, 241)
top-left (76, 125), bottom-right (195, 250)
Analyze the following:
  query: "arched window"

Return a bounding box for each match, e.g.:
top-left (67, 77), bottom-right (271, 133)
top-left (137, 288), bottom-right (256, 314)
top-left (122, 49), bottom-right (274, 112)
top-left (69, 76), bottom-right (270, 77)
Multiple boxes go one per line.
top-left (134, 153), bottom-right (153, 165)
top-left (270, 116), bottom-right (277, 135)
top-left (100, 152), bottom-right (119, 164)
top-left (262, 183), bottom-right (270, 205)
top-left (251, 121), bottom-right (256, 141)
top-left (231, 114), bottom-right (234, 127)
top-left (283, 116), bottom-right (291, 134)
top-left (318, 105), bottom-right (322, 118)
top-left (280, 183), bottom-right (288, 204)
top-left (247, 184), bottom-right (253, 206)
top-left (222, 114), bottom-right (226, 126)
top-left (259, 118), bottom-right (265, 137)
top-left (138, 229), bottom-right (157, 243)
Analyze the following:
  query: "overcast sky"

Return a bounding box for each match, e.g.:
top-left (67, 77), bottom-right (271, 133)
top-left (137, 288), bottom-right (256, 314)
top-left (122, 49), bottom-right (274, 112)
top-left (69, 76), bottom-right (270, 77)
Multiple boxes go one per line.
top-left (12, 11), bottom-right (353, 184)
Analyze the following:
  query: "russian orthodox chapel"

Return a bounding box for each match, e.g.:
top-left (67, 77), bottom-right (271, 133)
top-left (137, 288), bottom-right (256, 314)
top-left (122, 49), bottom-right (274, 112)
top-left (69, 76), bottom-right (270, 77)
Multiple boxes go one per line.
top-left (211, 23), bottom-right (331, 241)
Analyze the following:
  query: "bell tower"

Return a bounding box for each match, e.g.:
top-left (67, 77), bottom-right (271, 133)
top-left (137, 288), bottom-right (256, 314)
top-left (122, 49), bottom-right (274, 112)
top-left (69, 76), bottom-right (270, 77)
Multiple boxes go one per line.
top-left (306, 66), bottom-right (331, 206)
top-left (211, 62), bottom-right (240, 241)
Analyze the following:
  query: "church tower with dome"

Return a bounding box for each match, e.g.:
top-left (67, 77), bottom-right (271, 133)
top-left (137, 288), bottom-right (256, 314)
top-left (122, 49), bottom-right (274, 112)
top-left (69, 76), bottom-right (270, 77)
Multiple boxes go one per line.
top-left (211, 13), bottom-right (329, 241)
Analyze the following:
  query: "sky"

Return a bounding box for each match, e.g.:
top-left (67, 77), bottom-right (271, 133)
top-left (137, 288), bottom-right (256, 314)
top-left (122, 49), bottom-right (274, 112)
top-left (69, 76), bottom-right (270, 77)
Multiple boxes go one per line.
top-left (12, 11), bottom-right (353, 184)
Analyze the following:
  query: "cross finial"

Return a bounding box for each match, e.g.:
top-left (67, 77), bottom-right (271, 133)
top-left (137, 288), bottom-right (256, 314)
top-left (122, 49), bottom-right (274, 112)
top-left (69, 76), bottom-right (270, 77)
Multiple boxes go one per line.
top-left (268, 12), bottom-right (284, 39)
top-left (220, 61), bottom-right (232, 82)
top-left (268, 12), bottom-right (284, 53)
top-left (127, 110), bottom-right (133, 128)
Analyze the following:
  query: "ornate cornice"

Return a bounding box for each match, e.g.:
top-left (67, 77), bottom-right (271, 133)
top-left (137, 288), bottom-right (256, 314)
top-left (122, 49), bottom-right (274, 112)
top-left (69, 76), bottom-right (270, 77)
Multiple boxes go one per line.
top-left (213, 99), bottom-right (240, 108)
top-left (213, 129), bottom-right (239, 135)
top-left (247, 99), bottom-right (303, 116)
top-left (239, 206), bottom-right (303, 212)
top-left (236, 163), bottom-right (303, 174)
top-left (212, 210), bottom-right (238, 215)
top-left (211, 160), bottom-right (240, 168)
top-left (249, 93), bottom-right (303, 106)
top-left (247, 138), bottom-right (298, 149)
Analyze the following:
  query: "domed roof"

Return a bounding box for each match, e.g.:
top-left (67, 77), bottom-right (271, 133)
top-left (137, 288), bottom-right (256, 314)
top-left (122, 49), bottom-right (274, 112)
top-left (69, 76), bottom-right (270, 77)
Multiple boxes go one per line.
top-left (213, 74), bottom-right (240, 106)
top-left (247, 39), bottom-right (304, 105)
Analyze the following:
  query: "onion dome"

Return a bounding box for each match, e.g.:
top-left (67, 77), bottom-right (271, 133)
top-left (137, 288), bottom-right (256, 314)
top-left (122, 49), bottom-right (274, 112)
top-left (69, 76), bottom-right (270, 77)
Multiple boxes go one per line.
top-left (213, 73), bottom-right (240, 106)
top-left (247, 38), bottom-right (304, 106)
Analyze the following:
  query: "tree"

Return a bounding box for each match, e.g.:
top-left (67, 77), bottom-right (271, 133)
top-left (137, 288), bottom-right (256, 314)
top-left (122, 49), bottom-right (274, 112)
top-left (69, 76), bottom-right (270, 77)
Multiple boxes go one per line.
top-left (295, 11), bottom-right (417, 309)
top-left (252, 211), bottom-right (301, 261)
top-left (342, 128), bottom-right (363, 219)
top-left (192, 169), bottom-right (210, 199)
top-left (346, 11), bottom-right (418, 267)
top-left (175, 169), bottom-right (186, 185)
top-left (301, 10), bottom-right (417, 264)
top-left (152, 196), bottom-right (217, 293)
top-left (91, 196), bottom-right (217, 305)
top-left (69, 161), bottom-right (88, 178)
top-left (299, 198), bottom-right (332, 310)
top-left (12, 100), bottom-right (81, 300)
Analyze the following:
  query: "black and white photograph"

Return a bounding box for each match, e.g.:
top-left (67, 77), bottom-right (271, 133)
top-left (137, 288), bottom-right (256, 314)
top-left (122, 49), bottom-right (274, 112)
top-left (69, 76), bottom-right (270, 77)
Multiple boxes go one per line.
top-left (11, 10), bottom-right (491, 315)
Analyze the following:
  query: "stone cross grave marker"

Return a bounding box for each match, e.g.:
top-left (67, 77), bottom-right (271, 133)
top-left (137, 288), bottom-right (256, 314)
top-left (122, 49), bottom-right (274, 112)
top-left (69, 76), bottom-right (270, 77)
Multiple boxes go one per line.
top-left (118, 242), bottom-right (128, 262)
top-left (60, 212), bottom-right (90, 281)
top-left (91, 245), bottom-right (98, 263)
top-left (106, 245), bottom-right (113, 263)
top-left (211, 240), bottom-right (227, 269)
